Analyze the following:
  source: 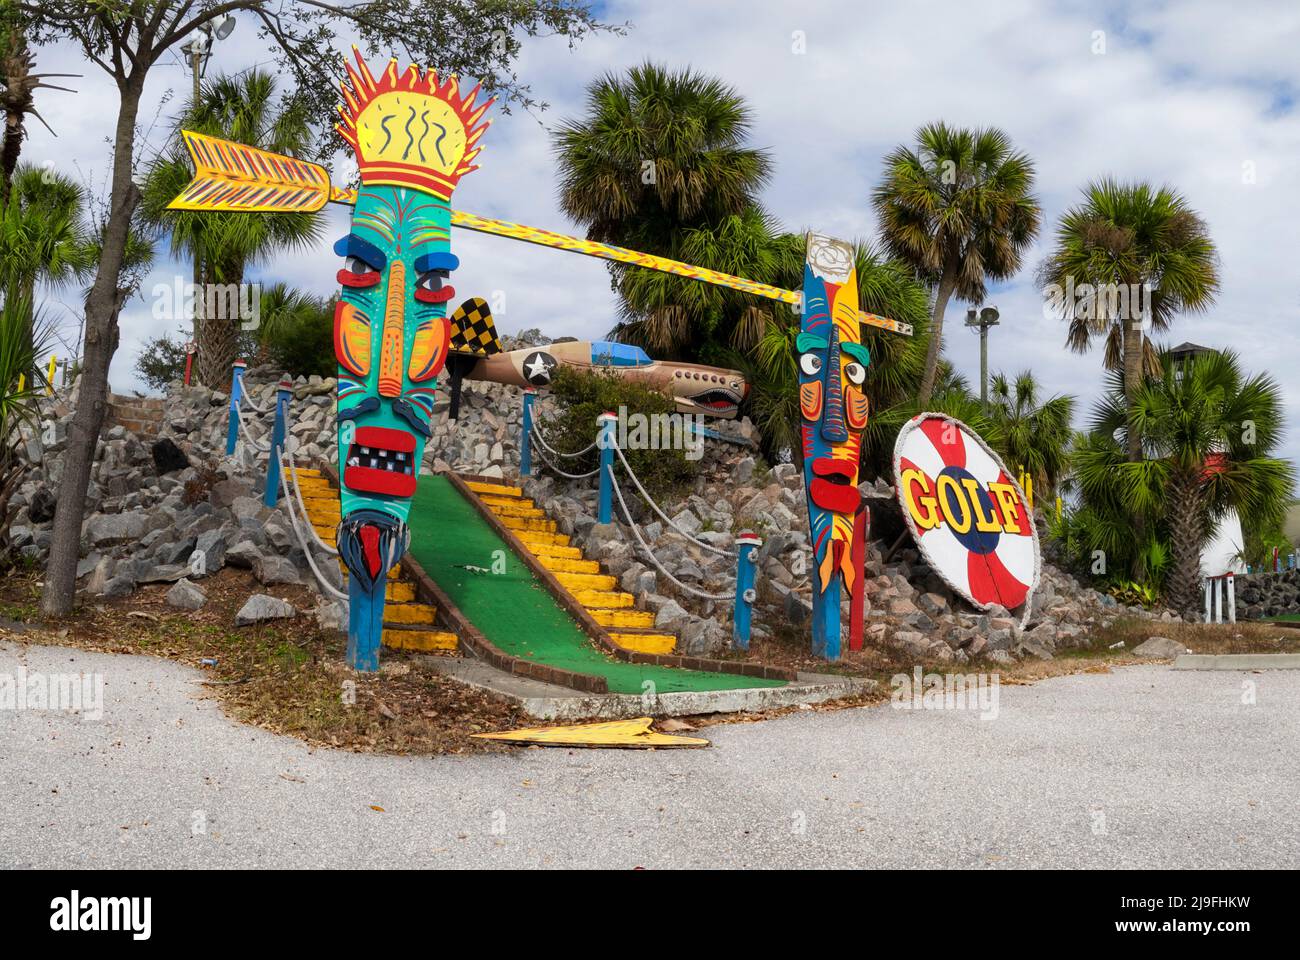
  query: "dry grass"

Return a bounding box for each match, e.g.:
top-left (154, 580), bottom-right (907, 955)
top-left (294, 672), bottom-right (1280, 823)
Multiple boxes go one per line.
top-left (0, 567), bottom-right (524, 755)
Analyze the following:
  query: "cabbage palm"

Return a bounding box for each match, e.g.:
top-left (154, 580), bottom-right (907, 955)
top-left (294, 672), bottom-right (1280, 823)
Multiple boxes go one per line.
top-left (987, 370), bottom-right (1075, 498)
top-left (1038, 179), bottom-right (1219, 462)
top-left (1074, 349), bottom-right (1292, 614)
top-left (873, 123), bottom-right (1040, 405)
top-left (554, 62), bottom-right (773, 360)
top-left (0, 164), bottom-right (91, 314)
top-left (140, 69), bottom-right (321, 386)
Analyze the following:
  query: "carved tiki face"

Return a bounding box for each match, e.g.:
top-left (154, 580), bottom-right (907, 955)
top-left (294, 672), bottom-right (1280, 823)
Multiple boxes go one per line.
top-left (332, 51), bottom-right (491, 585)
top-left (797, 233), bottom-right (870, 596)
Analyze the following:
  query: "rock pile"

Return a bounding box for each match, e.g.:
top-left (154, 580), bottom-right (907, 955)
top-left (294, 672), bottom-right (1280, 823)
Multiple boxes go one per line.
top-left (1234, 569), bottom-right (1300, 620)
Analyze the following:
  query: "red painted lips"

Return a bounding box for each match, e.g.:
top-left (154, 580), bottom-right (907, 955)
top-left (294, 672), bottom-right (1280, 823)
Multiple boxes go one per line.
top-left (809, 457), bottom-right (861, 513)
top-left (344, 426), bottom-right (418, 497)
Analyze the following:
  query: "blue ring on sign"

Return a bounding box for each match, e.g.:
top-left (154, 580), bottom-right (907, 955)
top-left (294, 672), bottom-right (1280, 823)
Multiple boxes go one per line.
top-left (938, 465), bottom-right (1000, 555)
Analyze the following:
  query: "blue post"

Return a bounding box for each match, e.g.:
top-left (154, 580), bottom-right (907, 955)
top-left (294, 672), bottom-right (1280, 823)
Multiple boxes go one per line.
top-left (520, 388), bottom-right (535, 477)
top-left (732, 532), bottom-right (761, 650)
top-left (263, 375), bottom-right (293, 508)
top-left (225, 359), bottom-right (247, 456)
top-left (811, 580), bottom-right (842, 661)
top-left (346, 576), bottom-right (385, 672)
top-left (597, 411), bottom-right (617, 524)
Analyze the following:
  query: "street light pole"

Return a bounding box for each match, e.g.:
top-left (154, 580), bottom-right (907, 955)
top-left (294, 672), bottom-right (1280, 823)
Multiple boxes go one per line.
top-left (965, 305), bottom-right (1000, 408)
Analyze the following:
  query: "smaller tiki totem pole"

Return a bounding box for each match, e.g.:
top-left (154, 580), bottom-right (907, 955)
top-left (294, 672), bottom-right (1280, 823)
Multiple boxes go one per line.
top-left (331, 52), bottom-right (492, 669)
top-left (797, 233), bottom-right (871, 659)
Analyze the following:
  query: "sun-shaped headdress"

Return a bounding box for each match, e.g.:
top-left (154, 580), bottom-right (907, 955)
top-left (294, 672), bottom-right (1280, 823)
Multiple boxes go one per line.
top-left (336, 48), bottom-right (493, 200)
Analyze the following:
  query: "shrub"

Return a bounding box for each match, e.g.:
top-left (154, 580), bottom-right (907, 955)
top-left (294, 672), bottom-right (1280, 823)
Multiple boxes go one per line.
top-left (260, 292), bottom-right (335, 379)
top-left (134, 331), bottom-right (189, 391)
top-left (538, 366), bottom-right (695, 503)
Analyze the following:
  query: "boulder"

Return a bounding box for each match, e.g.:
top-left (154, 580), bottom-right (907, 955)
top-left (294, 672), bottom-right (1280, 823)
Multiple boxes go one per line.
top-left (151, 437), bottom-right (190, 475)
top-left (1134, 636), bottom-right (1187, 659)
top-left (166, 578), bottom-right (207, 611)
top-left (84, 512), bottom-right (147, 547)
top-left (235, 594), bottom-right (296, 626)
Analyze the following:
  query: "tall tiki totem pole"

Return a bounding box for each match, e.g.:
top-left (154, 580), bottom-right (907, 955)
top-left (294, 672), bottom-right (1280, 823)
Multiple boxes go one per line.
top-left (330, 53), bottom-right (492, 670)
top-left (797, 233), bottom-right (870, 660)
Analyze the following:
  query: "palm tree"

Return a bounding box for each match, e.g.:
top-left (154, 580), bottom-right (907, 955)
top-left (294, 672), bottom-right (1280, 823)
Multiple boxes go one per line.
top-left (140, 69), bottom-right (321, 386)
top-left (0, 164), bottom-right (92, 313)
top-left (986, 370), bottom-right (1075, 498)
top-left (1073, 349), bottom-right (1292, 614)
top-left (873, 123), bottom-right (1040, 406)
top-left (1038, 179), bottom-right (1219, 462)
top-left (0, 11), bottom-right (76, 197)
top-left (553, 62), bottom-right (773, 361)
top-left (554, 61), bottom-right (771, 251)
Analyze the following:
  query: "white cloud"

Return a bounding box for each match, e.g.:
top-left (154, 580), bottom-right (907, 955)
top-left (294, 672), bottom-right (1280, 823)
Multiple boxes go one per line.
top-left (19, 0), bottom-right (1300, 479)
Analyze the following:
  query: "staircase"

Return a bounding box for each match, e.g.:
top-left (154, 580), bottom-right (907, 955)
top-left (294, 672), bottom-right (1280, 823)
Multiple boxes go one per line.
top-left (289, 466), bottom-right (458, 652)
top-left (462, 478), bottom-right (679, 655)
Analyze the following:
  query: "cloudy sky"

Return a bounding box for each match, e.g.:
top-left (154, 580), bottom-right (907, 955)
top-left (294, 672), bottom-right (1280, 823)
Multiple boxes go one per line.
top-left (23, 0), bottom-right (1300, 476)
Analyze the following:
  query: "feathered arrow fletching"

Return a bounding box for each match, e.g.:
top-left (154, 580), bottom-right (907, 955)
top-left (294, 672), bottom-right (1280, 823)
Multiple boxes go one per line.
top-left (166, 130), bottom-right (336, 213)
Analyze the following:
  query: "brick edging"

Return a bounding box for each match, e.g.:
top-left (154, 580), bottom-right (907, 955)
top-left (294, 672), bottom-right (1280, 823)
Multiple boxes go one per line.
top-left (446, 470), bottom-right (796, 683)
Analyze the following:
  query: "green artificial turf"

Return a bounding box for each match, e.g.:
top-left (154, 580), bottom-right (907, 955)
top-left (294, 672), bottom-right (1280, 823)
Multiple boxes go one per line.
top-left (407, 475), bottom-right (785, 694)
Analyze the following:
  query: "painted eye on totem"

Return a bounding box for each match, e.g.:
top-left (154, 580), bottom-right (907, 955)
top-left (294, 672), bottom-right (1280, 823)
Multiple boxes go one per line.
top-left (845, 362), bottom-right (867, 386)
top-left (799, 353), bottom-right (822, 376)
top-left (414, 268), bottom-right (456, 304)
top-left (338, 255), bottom-right (381, 288)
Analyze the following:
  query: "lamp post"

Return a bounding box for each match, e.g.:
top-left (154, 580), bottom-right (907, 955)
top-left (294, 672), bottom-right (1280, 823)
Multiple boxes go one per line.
top-left (179, 15), bottom-right (236, 367)
top-left (965, 305), bottom-right (1000, 407)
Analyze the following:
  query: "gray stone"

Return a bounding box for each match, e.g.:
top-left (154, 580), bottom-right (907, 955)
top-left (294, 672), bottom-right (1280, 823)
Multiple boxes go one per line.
top-left (137, 564), bottom-right (187, 585)
top-left (231, 496), bottom-right (263, 522)
top-left (783, 589), bottom-right (812, 625)
top-left (653, 598), bottom-right (690, 629)
top-left (235, 594), bottom-right (296, 627)
top-left (1134, 636), bottom-right (1187, 659)
top-left (100, 575), bottom-right (136, 599)
top-left (892, 630), bottom-right (930, 658)
top-left (84, 512), bottom-right (147, 547)
top-left (166, 578), bottom-right (207, 611)
top-left (254, 555), bottom-right (300, 586)
top-left (226, 540), bottom-right (263, 569)
top-left (312, 599), bottom-right (348, 632)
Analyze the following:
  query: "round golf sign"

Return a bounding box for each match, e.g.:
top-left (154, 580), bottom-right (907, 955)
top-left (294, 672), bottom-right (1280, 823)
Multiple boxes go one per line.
top-left (893, 414), bottom-right (1040, 613)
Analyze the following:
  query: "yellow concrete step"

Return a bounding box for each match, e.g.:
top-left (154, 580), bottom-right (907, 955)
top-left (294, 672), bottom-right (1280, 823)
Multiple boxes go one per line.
top-left (538, 556), bottom-right (601, 575)
top-left (576, 589), bottom-right (634, 610)
top-left (499, 514), bottom-right (557, 534)
top-left (483, 500), bottom-right (544, 518)
top-left (382, 628), bottom-right (458, 651)
top-left (480, 493), bottom-right (534, 508)
top-left (591, 608), bottom-right (656, 629)
top-left (465, 480), bottom-right (522, 498)
top-left (517, 531), bottom-right (572, 550)
top-left (382, 603), bottom-right (436, 625)
top-left (609, 632), bottom-right (677, 655)
top-left (296, 479), bottom-right (335, 493)
top-left (556, 571), bottom-right (617, 592)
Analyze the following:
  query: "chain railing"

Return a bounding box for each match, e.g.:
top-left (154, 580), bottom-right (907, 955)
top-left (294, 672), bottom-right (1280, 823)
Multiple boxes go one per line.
top-left (520, 403), bottom-right (761, 648)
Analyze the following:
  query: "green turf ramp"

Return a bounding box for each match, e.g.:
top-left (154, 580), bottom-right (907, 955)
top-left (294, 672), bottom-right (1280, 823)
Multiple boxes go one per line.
top-left (407, 475), bottom-right (785, 694)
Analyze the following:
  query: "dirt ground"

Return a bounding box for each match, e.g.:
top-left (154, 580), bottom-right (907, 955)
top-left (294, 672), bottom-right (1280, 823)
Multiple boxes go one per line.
top-left (3, 568), bottom-right (1296, 750)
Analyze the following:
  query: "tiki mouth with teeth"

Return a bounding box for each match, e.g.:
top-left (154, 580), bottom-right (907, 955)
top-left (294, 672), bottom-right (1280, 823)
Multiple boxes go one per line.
top-left (344, 426), bottom-right (417, 497)
top-left (685, 387), bottom-right (744, 416)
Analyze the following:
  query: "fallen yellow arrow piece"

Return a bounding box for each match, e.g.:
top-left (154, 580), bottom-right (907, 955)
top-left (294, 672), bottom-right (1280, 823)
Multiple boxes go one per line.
top-left (473, 717), bottom-right (709, 749)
